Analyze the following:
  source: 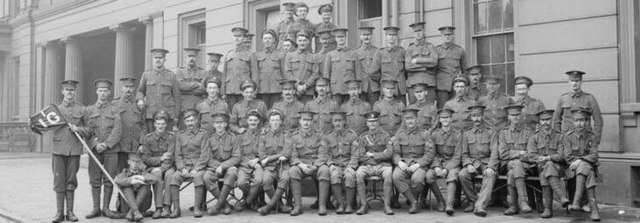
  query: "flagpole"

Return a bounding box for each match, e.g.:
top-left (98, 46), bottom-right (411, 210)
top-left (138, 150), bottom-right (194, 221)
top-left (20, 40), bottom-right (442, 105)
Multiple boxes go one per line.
top-left (69, 123), bottom-right (129, 204)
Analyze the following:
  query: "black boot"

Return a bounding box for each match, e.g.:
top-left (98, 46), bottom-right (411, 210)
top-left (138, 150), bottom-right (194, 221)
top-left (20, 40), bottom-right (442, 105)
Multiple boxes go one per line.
top-left (356, 183), bottom-right (368, 215)
top-left (430, 183), bottom-right (446, 212)
top-left (318, 181), bottom-right (330, 216)
top-left (210, 184), bottom-right (231, 216)
top-left (445, 182), bottom-right (456, 216)
top-left (52, 192), bottom-right (65, 223)
top-left (515, 178), bottom-right (532, 213)
top-left (569, 175), bottom-right (586, 211)
top-left (85, 187), bottom-right (102, 219)
top-left (65, 191), bottom-right (78, 222)
top-left (587, 188), bottom-right (600, 221)
top-left (503, 186), bottom-right (518, 215)
top-left (102, 186), bottom-right (119, 218)
top-left (549, 176), bottom-right (570, 207)
top-left (383, 183), bottom-right (394, 215)
top-left (332, 184), bottom-right (345, 214)
top-left (404, 190), bottom-right (419, 214)
top-left (194, 186), bottom-right (204, 218)
top-left (541, 186), bottom-right (552, 218)
top-left (290, 179), bottom-right (303, 216)
top-left (345, 187), bottom-right (355, 214)
top-left (169, 185), bottom-right (181, 218)
top-left (259, 188), bottom-right (283, 215)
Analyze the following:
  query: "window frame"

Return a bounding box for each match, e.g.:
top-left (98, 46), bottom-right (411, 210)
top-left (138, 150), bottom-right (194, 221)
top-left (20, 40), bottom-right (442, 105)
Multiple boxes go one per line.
top-left (178, 8), bottom-right (206, 67)
top-left (247, 0), bottom-right (280, 51)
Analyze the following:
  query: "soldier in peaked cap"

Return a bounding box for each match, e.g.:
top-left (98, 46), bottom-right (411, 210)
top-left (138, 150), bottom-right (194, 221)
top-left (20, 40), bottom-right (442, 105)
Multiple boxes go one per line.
top-left (354, 26), bottom-right (379, 104)
top-left (50, 80), bottom-right (90, 222)
top-left (277, 2), bottom-right (297, 49)
top-left (408, 83), bottom-right (438, 130)
top-left (288, 2), bottom-right (314, 52)
top-left (512, 75), bottom-right (545, 130)
top-left (465, 65), bottom-right (487, 101)
top-left (229, 79), bottom-right (267, 135)
top-left (283, 29), bottom-right (315, 102)
top-left (435, 26), bottom-right (467, 108)
top-left (497, 103), bottom-right (534, 215)
top-left (443, 75), bottom-right (475, 130)
top-left (314, 4), bottom-right (337, 53)
top-left (406, 21), bottom-right (438, 105)
top-left (478, 74), bottom-right (513, 131)
top-left (553, 70), bottom-right (603, 145)
top-left (324, 28), bottom-right (360, 105)
top-left (272, 80), bottom-right (304, 132)
top-left (370, 26), bottom-right (408, 101)
top-left (224, 27), bottom-right (258, 108)
top-left (138, 48), bottom-right (180, 132)
top-left (523, 109), bottom-right (570, 218)
top-left (85, 78), bottom-right (124, 219)
top-left (114, 153), bottom-right (158, 222)
top-left (304, 77), bottom-right (339, 133)
top-left (256, 28), bottom-right (286, 108)
top-left (340, 79), bottom-right (372, 135)
top-left (244, 33), bottom-right (255, 50)
top-left (234, 108), bottom-right (265, 211)
top-left (202, 52), bottom-right (224, 90)
top-left (176, 47), bottom-right (207, 130)
top-left (373, 79), bottom-right (405, 135)
top-left (564, 106), bottom-right (601, 221)
top-left (196, 77), bottom-right (229, 134)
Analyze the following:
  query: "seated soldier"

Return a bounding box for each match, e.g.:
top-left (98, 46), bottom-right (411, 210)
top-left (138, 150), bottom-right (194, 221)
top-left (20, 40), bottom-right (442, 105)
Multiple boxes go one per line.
top-left (138, 110), bottom-right (175, 219)
top-left (355, 111), bottom-right (394, 215)
top-left (391, 108), bottom-right (434, 214)
top-left (115, 154), bottom-right (158, 222)
top-left (565, 107), bottom-right (600, 221)
top-left (426, 108), bottom-right (462, 215)
top-left (200, 112), bottom-right (241, 216)
top-left (457, 104), bottom-right (499, 217)
top-left (340, 79), bottom-right (371, 135)
top-left (257, 109), bottom-right (293, 215)
top-left (321, 111), bottom-right (359, 214)
top-left (524, 109), bottom-right (570, 218)
top-left (443, 76), bottom-right (475, 131)
top-left (408, 83), bottom-right (437, 131)
top-left (497, 104), bottom-right (534, 215)
top-left (230, 80), bottom-right (268, 135)
top-left (171, 109), bottom-right (208, 218)
top-left (373, 79), bottom-right (405, 135)
top-left (196, 77), bottom-right (229, 134)
top-left (236, 109), bottom-right (265, 211)
top-left (288, 110), bottom-right (331, 216)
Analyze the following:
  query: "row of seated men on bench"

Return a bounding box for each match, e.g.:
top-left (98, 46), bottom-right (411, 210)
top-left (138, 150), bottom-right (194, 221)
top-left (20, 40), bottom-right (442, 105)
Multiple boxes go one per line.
top-left (114, 101), bottom-right (600, 222)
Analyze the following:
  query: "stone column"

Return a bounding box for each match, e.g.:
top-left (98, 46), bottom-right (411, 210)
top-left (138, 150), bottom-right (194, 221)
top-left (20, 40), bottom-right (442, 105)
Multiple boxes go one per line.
top-left (140, 17), bottom-right (153, 70)
top-left (43, 41), bottom-right (64, 105)
top-left (111, 24), bottom-right (135, 98)
top-left (62, 37), bottom-right (84, 103)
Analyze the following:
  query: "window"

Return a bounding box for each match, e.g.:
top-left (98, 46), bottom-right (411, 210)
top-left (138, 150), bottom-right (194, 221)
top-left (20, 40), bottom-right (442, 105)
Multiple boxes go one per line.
top-left (178, 9), bottom-right (205, 67)
top-left (189, 21), bottom-right (206, 47)
top-left (472, 0), bottom-right (514, 94)
top-left (356, 0), bottom-right (383, 47)
top-left (359, 0), bottom-right (382, 20)
top-left (248, 0), bottom-right (280, 50)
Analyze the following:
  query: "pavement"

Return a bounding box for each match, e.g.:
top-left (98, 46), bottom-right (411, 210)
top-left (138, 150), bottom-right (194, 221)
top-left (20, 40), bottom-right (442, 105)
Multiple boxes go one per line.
top-left (1, 152), bottom-right (640, 223)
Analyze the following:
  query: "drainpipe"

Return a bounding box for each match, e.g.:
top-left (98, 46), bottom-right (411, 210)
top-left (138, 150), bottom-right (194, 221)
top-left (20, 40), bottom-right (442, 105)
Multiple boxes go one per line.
top-left (391, 0), bottom-right (398, 26)
top-left (419, 0), bottom-right (424, 22)
top-left (382, 0), bottom-right (389, 27)
top-left (28, 6), bottom-right (35, 117)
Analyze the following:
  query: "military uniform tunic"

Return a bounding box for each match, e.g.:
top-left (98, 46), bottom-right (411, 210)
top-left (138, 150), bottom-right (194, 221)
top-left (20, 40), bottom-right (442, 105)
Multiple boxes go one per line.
top-left (563, 129), bottom-right (599, 188)
top-left (391, 126), bottom-right (434, 193)
top-left (340, 97), bottom-right (371, 135)
top-left (373, 98), bottom-right (405, 135)
top-left (223, 46), bottom-right (258, 96)
top-left (258, 127), bottom-right (291, 190)
top-left (478, 92), bottom-right (513, 130)
top-left (323, 47), bottom-right (360, 95)
top-left (435, 43), bottom-right (466, 91)
top-left (467, 83), bottom-right (487, 101)
top-left (175, 66), bottom-right (207, 112)
top-left (458, 124), bottom-right (498, 210)
top-left (288, 129), bottom-right (330, 181)
top-left (84, 101), bottom-right (123, 187)
top-left (140, 131), bottom-right (175, 172)
top-left (354, 44), bottom-right (379, 93)
top-left (408, 100), bottom-right (437, 130)
top-left (237, 128), bottom-right (264, 189)
top-left (443, 96), bottom-right (475, 131)
top-left (112, 96), bottom-right (145, 153)
top-left (553, 90), bottom-right (603, 144)
top-left (171, 128), bottom-right (208, 186)
top-left (283, 49), bottom-right (316, 96)
top-left (369, 46), bottom-right (407, 95)
top-left (272, 99), bottom-right (304, 132)
top-left (51, 100), bottom-right (88, 193)
top-left (276, 18), bottom-right (295, 49)
top-left (513, 95), bottom-right (545, 130)
top-left (200, 131), bottom-right (241, 189)
top-left (497, 125), bottom-right (534, 185)
top-left (304, 97), bottom-right (339, 133)
top-left (229, 99), bottom-right (268, 134)
top-left (405, 39), bottom-right (438, 86)
top-left (136, 68), bottom-right (181, 119)
top-left (426, 128), bottom-right (462, 183)
top-left (321, 128), bottom-right (359, 187)
top-left (524, 129), bottom-right (564, 186)
top-left (195, 97), bottom-right (229, 133)
top-left (255, 48), bottom-right (286, 94)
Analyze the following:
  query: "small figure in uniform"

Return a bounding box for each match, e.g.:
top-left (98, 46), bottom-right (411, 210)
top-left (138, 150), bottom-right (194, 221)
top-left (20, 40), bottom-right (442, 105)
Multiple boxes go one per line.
top-left (314, 4), bottom-right (337, 53)
top-left (235, 109), bottom-right (266, 211)
top-left (272, 80), bottom-right (304, 132)
top-left (113, 78), bottom-right (146, 176)
top-left (304, 77), bottom-right (339, 133)
top-left (195, 78), bottom-right (229, 134)
top-left (369, 26), bottom-right (407, 100)
top-left (340, 79), bottom-right (372, 135)
top-left (512, 76), bottom-right (545, 130)
top-left (229, 80), bottom-right (268, 135)
top-left (175, 47), bottom-right (207, 129)
top-left (435, 26), bottom-right (467, 108)
top-left (287, 2), bottom-right (315, 52)
top-left (283, 30), bottom-right (316, 102)
top-left (353, 26), bottom-right (379, 104)
top-left (276, 2), bottom-right (296, 50)
top-left (136, 48), bottom-right (180, 132)
top-left (443, 76), bottom-right (475, 131)
top-left (478, 74), bottom-right (513, 130)
top-left (553, 70), bottom-right (603, 145)
top-left (373, 79), bottom-right (405, 135)
top-left (405, 22), bottom-right (438, 104)
top-left (223, 27), bottom-right (258, 108)
top-left (407, 83), bottom-right (437, 130)
top-left (114, 154), bottom-right (158, 222)
top-left (203, 52), bottom-right (224, 85)
top-left (324, 28), bottom-right (360, 104)
top-left (255, 29), bottom-right (286, 108)
top-left (465, 65), bottom-right (487, 101)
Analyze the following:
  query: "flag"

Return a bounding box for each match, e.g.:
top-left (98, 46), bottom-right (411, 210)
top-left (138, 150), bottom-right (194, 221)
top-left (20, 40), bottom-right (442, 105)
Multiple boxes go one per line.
top-left (29, 104), bottom-right (68, 135)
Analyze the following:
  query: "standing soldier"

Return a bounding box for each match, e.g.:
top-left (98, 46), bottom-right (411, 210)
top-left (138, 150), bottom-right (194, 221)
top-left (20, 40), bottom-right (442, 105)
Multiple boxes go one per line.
top-left (457, 104), bottom-right (499, 217)
top-left (435, 26), bottom-right (466, 108)
top-left (315, 30), bottom-right (333, 55)
top-left (497, 104), bottom-right (534, 215)
top-left (524, 109), bottom-right (570, 218)
top-left (201, 112), bottom-right (242, 216)
top-left (282, 39), bottom-right (297, 53)
top-left (283, 30), bottom-right (315, 102)
top-left (171, 110), bottom-right (209, 218)
top-left (224, 27), bottom-right (258, 108)
top-left (373, 79), bottom-right (405, 135)
top-left (276, 2), bottom-right (296, 50)
top-left (426, 108), bottom-right (462, 216)
top-left (564, 107), bottom-right (601, 221)
top-left (443, 76), bottom-right (475, 131)
top-left (304, 77), bottom-right (339, 133)
top-left (176, 48), bottom-right (207, 129)
top-left (255, 29), bottom-right (286, 108)
top-left (288, 110), bottom-right (331, 216)
top-left (235, 110), bottom-right (265, 211)
top-left (114, 154), bottom-right (157, 222)
top-left (312, 29), bottom-right (330, 102)
top-left (139, 110), bottom-right (176, 219)
top-left (257, 109), bottom-right (293, 215)
top-left (324, 28), bottom-right (360, 104)
top-left (408, 83), bottom-right (437, 130)
top-left (85, 79), bottom-right (123, 219)
top-left (512, 76), bottom-right (545, 130)
top-left (288, 2), bottom-right (315, 52)
top-left (113, 78), bottom-right (145, 174)
top-left (355, 111), bottom-right (394, 215)
top-left (229, 80), bottom-right (268, 135)
top-left (353, 27), bottom-right (379, 104)
top-left (196, 78), bottom-right (229, 134)
top-left (341, 80), bottom-right (371, 135)
top-left (465, 65), bottom-right (487, 101)
top-left (478, 74), bottom-right (512, 130)
top-left (553, 70), bottom-right (603, 145)
top-left (272, 80), bottom-right (304, 132)
top-left (314, 4), bottom-right (337, 53)
top-left (50, 80), bottom-right (89, 223)
top-left (405, 22), bottom-right (438, 104)
top-left (203, 52), bottom-right (224, 85)
top-left (137, 48), bottom-right (181, 132)
top-left (321, 111), bottom-right (360, 214)
top-left (370, 26), bottom-right (407, 101)
top-left (244, 33), bottom-right (255, 51)
top-left (391, 108), bottom-right (434, 214)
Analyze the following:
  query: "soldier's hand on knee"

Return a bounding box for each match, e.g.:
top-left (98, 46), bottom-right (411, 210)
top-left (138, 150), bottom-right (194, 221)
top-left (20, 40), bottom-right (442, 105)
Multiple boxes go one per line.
top-left (366, 152), bottom-right (374, 157)
top-left (215, 166), bottom-right (223, 176)
top-left (261, 158), bottom-right (269, 166)
top-left (483, 168), bottom-right (495, 176)
top-left (181, 168), bottom-right (189, 175)
top-left (161, 152), bottom-right (172, 161)
top-left (189, 169), bottom-right (198, 177)
top-left (151, 167), bottom-right (162, 174)
top-left (570, 160), bottom-right (582, 170)
top-left (397, 161), bottom-right (408, 171)
top-left (467, 165), bottom-right (476, 173)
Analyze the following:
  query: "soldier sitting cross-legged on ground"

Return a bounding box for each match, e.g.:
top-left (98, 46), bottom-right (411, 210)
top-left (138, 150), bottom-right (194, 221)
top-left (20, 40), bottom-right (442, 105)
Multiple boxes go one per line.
top-left (114, 153), bottom-right (158, 222)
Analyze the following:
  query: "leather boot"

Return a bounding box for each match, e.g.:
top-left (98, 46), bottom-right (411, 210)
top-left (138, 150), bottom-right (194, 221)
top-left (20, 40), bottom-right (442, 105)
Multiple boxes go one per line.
top-left (235, 185), bottom-right (249, 212)
top-left (290, 179), bottom-right (303, 216)
top-left (569, 175), bottom-right (586, 211)
top-left (102, 187), bottom-right (118, 218)
top-left (445, 182), bottom-right (456, 216)
top-left (152, 207), bottom-right (163, 219)
top-left (210, 184), bottom-right (231, 216)
top-left (258, 188), bottom-right (282, 215)
top-left (169, 185), bottom-right (181, 218)
top-left (345, 187), bottom-right (355, 214)
top-left (132, 210), bottom-right (144, 222)
top-left (238, 185), bottom-right (260, 212)
top-left (383, 183), bottom-right (394, 215)
top-left (404, 190), bottom-right (419, 214)
top-left (86, 187), bottom-right (102, 219)
top-left (541, 186), bottom-right (553, 218)
top-left (193, 186), bottom-right (204, 218)
top-left (160, 205), bottom-right (171, 218)
top-left (503, 186), bottom-right (519, 215)
top-left (331, 184), bottom-right (345, 214)
top-left (205, 187), bottom-right (221, 216)
top-left (548, 176), bottom-right (570, 207)
top-left (356, 183), bottom-right (368, 215)
top-left (318, 181), bottom-right (330, 216)
top-left (587, 188), bottom-right (600, 221)
top-left (515, 178), bottom-right (532, 213)
top-left (52, 192), bottom-right (65, 223)
top-left (430, 183), bottom-right (446, 212)
top-left (65, 191), bottom-right (78, 222)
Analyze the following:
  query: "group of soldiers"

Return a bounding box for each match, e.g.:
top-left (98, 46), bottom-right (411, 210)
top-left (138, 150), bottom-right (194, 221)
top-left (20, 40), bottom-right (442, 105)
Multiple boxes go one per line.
top-left (47, 2), bottom-right (605, 223)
